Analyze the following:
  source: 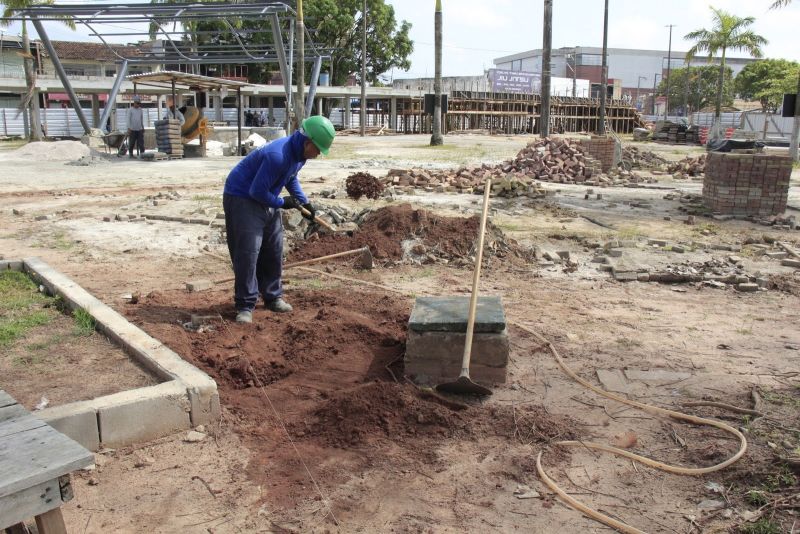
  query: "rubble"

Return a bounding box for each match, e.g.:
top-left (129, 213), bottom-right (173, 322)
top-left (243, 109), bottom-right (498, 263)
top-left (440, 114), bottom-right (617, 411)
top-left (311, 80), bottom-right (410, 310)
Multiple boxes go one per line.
top-left (620, 146), bottom-right (669, 170)
top-left (382, 138), bottom-right (658, 199)
top-left (667, 154), bottom-right (706, 178)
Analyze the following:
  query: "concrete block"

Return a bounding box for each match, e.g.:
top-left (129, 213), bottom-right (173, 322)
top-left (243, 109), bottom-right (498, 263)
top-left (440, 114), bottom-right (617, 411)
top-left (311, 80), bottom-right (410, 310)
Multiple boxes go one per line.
top-left (647, 239), bottom-right (668, 247)
top-left (737, 283), bottom-right (759, 292)
top-left (97, 382), bottom-right (191, 447)
top-left (406, 329), bottom-right (509, 368)
top-left (405, 360), bottom-right (507, 386)
top-left (409, 296), bottom-right (506, 333)
top-left (0, 260), bottom-right (24, 271)
top-left (781, 258), bottom-right (800, 268)
top-left (185, 279), bottom-right (214, 292)
top-left (37, 401), bottom-right (100, 451)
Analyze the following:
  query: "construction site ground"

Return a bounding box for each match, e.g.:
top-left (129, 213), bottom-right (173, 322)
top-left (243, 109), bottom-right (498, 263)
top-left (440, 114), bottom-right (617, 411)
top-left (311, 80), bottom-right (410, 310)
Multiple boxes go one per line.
top-left (1, 134), bottom-right (799, 534)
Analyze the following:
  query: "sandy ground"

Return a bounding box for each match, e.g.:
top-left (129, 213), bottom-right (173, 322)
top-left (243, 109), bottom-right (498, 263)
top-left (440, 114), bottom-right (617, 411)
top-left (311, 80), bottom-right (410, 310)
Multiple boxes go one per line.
top-left (1, 134), bottom-right (799, 534)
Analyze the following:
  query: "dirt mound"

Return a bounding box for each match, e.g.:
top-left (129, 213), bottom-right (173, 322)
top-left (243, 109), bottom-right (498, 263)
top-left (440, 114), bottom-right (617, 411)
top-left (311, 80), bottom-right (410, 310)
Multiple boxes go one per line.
top-left (289, 203), bottom-right (529, 265)
top-left (768, 273), bottom-right (800, 296)
top-left (4, 140), bottom-right (91, 162)
top-left (346, 172), bottom-right (384, 200)
top-left (307, 381), bottom-right (577, 450)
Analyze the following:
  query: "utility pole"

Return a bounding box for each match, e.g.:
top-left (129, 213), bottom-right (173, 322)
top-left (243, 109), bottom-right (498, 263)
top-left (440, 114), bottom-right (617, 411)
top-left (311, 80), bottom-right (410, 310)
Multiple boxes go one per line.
top-left (664, 24), bottom-right (675, 120)
top-left (540, 0), bottom-right (552, 137)
top-left (652, 73), bottom-right (660, 115)
top-left (598, 0), bottom-right (609, 134)
top-left (295, 0), bottom-right (305, 125)
top-left (430, 0), bottom-right (443, 145)
top-left (791, 70), bottom-right (800, 162)
top-left (360, 0), bottom-right (367, 137)
top-left (682, 60), bottom-right (690, 118)
top-left (571, 48), bottom-right (577, 98)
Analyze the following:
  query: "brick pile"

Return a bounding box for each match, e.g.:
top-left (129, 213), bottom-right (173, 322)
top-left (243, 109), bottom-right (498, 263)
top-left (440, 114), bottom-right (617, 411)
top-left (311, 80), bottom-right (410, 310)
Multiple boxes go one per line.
top-left (382, 137), bottom-right (651, 198)
top-left (621, 146), bottom-right (669, 170)
top-left (702, 152), bottom-right (791, 217)
top-left (667, 154), bottom-right (706, 178)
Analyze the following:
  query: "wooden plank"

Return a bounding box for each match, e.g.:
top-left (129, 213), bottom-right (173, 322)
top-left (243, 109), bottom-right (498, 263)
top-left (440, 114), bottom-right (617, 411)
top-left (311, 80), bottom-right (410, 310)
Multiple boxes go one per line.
top-left (34, 508), bottom-right (67, 534)
top-left (0, 415), bottom-right (46, 439)
top-left (0, 405), bottom-right (27, 424)
top-left (0, 425), bottom-right (93, 499)
top-left (0, 478), bottom-right (62, 530)
top-left (0, 391), bottom-right (16, 409)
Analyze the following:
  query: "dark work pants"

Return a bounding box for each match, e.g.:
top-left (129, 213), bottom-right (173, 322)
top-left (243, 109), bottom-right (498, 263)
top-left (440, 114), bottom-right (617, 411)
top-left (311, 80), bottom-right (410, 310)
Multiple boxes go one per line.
top-left (128, 129), bottom-right (144, 157)
top-left (223, 194), bottom-right (284, 312)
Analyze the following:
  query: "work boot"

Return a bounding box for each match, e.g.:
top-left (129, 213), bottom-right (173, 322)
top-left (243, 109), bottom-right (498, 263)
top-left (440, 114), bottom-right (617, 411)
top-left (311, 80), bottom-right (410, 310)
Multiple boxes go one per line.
top-left (265, 298), bottom-right (292, 313)
top-left (235, 310), bottom-right (253, 323)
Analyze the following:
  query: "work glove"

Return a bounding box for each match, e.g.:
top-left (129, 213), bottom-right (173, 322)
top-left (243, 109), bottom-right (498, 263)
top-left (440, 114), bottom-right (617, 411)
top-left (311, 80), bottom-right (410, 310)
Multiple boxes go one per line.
top-left (301, 202), bottom-right (316, 221)
top-left (281, 196), bottom-right (300, 210)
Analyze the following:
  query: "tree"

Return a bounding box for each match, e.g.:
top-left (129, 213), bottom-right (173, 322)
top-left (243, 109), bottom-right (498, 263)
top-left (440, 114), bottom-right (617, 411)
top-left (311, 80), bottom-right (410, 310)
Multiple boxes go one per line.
top-left (304, 0), bottom-right (412, 86)
top-left (735, 59), bottom-right (800, 112)
top-left (1, 0), bottom-right (75, 141)
top-left (684, 7), bottom-right (767, 121)
top-left (658, 65), bottom-right (733, 115)
top-left (430, 0), bottom-right (442, 146)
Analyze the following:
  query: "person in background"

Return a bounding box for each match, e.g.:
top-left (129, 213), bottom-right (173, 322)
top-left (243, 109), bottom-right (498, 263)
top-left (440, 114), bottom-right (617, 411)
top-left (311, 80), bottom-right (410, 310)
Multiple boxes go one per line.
top-left (126, 95), bottom-right (145, 159)
top-left (163, 96), bottom-right (185, 126)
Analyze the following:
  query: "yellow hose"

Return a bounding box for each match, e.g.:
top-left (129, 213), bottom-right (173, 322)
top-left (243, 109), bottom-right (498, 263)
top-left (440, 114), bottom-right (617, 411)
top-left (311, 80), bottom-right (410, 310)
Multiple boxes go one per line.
top-left (280, 269), bottom-right (748, 533)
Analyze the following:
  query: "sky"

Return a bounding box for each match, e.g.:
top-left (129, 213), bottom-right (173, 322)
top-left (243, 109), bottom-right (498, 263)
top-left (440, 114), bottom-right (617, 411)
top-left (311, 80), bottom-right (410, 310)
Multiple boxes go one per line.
top-left (2, 0), bottom-right (798, 80)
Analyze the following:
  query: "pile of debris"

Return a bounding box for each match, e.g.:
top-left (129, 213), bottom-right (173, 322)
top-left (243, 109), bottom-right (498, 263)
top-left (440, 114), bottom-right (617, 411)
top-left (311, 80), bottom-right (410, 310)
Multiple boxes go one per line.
top-left (667, 154), bottom-right (706, 178)
top-left (287, 204), bottom-right (533, 267)
top-left (345, 172), bottom-right (384, 200)
top-left (382, 138), bottom-right (660, 199)
top-left (620, 146), bottom-right (669, 170)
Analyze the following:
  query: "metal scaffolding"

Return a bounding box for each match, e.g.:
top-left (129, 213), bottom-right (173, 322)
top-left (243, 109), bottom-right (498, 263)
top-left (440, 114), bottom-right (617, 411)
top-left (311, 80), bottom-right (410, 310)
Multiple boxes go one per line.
top-left (5, 1), bottom-right (330, 135)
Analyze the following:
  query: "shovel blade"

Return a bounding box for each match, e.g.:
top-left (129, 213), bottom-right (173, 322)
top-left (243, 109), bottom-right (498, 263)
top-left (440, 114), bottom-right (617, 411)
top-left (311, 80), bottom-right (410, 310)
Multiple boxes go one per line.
top-left (436, 375), bottom-right (493, 396)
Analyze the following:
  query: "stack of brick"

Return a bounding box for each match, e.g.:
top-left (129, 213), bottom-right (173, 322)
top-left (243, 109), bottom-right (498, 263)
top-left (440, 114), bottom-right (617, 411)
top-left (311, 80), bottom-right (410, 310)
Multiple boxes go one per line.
top-left (702, 152), bottom-right (791, 217)
top-left (155, 119), bottom-right (183, 157)
top-left (578, 135), bottom-right (617, 172)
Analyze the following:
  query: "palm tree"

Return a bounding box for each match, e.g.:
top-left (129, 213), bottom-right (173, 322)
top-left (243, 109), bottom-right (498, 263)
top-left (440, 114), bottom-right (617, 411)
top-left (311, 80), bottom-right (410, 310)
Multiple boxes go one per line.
top-left (684, 7), bottom-right (767, 122)
top-left (1, 0), bottom-right (75, 141)
top-left (770, 0), bottom-right (791, 7)
top-left (430, 0), bottom-right (443, 146)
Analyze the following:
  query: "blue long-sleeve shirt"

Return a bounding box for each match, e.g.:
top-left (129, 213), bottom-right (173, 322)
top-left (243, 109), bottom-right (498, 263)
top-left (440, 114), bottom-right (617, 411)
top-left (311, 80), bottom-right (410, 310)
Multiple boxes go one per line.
top-left (223, 130), bottom-right (310, 208)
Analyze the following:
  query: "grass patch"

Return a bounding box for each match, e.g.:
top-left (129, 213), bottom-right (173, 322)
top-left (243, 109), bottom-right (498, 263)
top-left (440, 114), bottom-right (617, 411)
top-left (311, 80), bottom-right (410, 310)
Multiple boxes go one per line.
top-left (739, 519), bottom-right (781, 534)
top-left (72, 308), bottom-right (96, 337)
top-left (0, 271), bottom-right (56, 347)
top-left (616, 225), bottom-right (644, 240)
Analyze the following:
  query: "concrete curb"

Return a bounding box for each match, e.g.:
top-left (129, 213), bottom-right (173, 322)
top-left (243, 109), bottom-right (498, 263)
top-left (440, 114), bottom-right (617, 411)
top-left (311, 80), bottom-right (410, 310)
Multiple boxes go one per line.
top-left (1, 258), bottom-right (220, 450)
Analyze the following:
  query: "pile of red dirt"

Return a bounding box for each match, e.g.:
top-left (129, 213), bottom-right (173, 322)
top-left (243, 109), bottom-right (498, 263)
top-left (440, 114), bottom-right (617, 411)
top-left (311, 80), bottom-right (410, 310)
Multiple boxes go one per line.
top-left (345, 171), bottom-right (384, 200)
top-left (289, 203), bottom-right (528, 264)
top-left (124, 286), bottom-right (578, 511)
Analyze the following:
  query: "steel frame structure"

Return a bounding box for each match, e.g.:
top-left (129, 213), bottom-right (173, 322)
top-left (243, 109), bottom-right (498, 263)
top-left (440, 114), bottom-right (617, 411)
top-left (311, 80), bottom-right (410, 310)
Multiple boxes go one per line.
top-left (6, 2), bottom-right (330, 135)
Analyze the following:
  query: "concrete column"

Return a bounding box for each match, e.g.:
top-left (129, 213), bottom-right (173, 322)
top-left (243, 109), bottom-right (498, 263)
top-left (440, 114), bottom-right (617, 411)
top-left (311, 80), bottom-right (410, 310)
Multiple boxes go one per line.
top-left (317, 97), bottom-right (322, 116)
top-left (91, 94), bottom-right (100, 128)
top-left (390, 97), bottom-right (397, 130)
top-left (344, 97), bottom-right (351, 128)
top-left (268, 97), bottom-right (274, 126)
top-left (213, 94), bottom-right (223, 122)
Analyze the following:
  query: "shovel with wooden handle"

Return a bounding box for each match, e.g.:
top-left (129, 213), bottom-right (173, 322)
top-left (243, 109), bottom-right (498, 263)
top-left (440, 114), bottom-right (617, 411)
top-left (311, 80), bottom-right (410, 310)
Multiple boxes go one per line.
top-left (436, 178), bottom-right (493, 396)
top-left (298, 205), bottom-right (337, 232)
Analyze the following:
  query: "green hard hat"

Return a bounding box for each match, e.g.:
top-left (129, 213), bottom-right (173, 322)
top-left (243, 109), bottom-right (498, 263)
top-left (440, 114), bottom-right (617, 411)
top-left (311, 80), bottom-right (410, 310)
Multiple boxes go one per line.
top-left (302, 115), bottom-right (335, 155)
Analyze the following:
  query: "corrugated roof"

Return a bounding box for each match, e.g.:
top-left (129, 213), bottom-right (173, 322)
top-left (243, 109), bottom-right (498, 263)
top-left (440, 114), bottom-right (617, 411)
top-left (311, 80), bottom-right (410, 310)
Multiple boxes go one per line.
top-left (42, 40), bottom-right (142, 61)
top-left (127, 71), bottom-right (250, 92)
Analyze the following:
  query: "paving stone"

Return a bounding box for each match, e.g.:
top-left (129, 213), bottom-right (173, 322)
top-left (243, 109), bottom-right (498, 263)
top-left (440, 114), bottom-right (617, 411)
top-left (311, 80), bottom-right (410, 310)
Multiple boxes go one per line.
top-left (647, 239), bottom-right (668, 247)
top-left (596, 369), bottom-right (630, 394)
top-left (637, 273), bottom-right (650, 282)
top-left (737, 283), bottom-right (759, 292)
top-left (671, 245), bottom-right (685, 253)
top-left (607, 249), bottom-right (623, 257)
top-left (185, 279), bottom-right (214, 292)
top-left (35, 214), bottom-right (52, 221)
top-left (12, 208), bottom-right (24, 216)
top-left (623, 369), bottom-right (691, 383)
top-left (781, 259), bottom-right (800, 268)
top-left (408, 296), bottom-right (506, 333)
top-left (406, 329), bottom-right (509, 368)
top-left (766, 251), bottom-right (788, 260)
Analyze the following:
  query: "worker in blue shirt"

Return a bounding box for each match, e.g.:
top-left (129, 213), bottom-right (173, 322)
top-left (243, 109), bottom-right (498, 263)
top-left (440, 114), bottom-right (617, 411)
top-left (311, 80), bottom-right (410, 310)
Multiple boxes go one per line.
top-left (223, 116), bottom-right (336, 323)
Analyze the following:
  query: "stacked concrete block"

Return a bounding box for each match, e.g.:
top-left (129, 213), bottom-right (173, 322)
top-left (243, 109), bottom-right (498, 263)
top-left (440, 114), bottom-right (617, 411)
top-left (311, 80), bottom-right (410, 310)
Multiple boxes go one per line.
top-left (702, 152), bottom-right (791, 217)
top-left (405, 296), bottom-right (508, 386)
top-left (155, 119), bottom-right (184, 157)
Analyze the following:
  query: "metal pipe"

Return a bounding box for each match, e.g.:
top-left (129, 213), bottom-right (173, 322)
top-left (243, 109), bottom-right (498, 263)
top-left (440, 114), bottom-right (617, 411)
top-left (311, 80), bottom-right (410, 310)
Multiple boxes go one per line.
top-left (295, 0), bottom-right (305, 123)
top-left (360, 0), bottom-right (367, 136)
top-left (237, 87), bottom-right (243, 156)
top-left (31, 17), bottom-right (91, 134)
top-left (305, 55), bottom-right (322, 118)
top-left (664, 24), bottom-right (675, 119)
top-left (99, 59), bottom-right (128, 130)
top-left (269, 12), bottom-right (292, 133)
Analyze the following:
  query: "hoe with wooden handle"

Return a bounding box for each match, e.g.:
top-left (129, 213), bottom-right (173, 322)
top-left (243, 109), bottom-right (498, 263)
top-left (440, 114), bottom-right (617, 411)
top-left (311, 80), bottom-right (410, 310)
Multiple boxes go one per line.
top-left (436, 178), bottom-right (493, 396)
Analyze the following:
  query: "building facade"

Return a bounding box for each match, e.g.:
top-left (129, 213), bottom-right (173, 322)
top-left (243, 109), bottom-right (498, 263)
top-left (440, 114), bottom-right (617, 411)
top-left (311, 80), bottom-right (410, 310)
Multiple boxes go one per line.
top-left (494, 46), bottom-right (756, 110)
